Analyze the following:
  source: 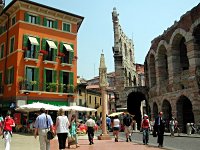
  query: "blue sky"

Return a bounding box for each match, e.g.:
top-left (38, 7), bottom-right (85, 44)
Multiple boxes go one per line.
top-left (5, 0), bottom-right (200, 79)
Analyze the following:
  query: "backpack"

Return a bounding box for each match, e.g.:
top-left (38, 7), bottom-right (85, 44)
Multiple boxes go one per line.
top-left (123, 116), bottom-right (131, 126)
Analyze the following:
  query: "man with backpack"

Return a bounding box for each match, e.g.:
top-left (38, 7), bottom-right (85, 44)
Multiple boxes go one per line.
top-left (123, 113), bottom-right (132, 142)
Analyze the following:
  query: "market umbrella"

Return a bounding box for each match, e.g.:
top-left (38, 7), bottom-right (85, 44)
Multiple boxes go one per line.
top-left (15, 102), bottom-right (60, 112)
top-left (58, 105), bottom-right (97, 112)
top-left (108, 112), bottom-right (124, 117)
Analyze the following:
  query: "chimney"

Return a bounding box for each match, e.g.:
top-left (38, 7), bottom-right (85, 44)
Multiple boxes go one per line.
top-left (0, 0), bottom-right (5, 14)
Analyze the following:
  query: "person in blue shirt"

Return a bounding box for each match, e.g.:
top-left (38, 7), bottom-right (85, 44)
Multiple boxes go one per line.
top-left (34, 108), bottom-right (54, 150)
top-left (106, 115), bottom-right (111, 131)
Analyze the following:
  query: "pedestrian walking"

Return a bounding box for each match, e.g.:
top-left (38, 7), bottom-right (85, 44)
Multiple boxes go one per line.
top-left (123, 113), bottom-right (132, 142)
top-left (55, 108), bottom-right (70, 150)
top-left (0, 113), bottom-right (4, 135)
top-left (106, 115), bottom-right (111, 131)
top-left (2, 111), bottom-right (15, 150)
top-left (85, 116), bottom-right (95, 145)
top-left (34, 108), bottom-right (54, 150)
top-left (68, 114), bottom-right (79, 148)
top-left (154, 111), bottom-right (165, 147)
top-left (141, 114), bottom-right (150, 145)
top-left (169, 117), bottom-right (175, 137)
top-left (112, 115), bottom-right (120, 142)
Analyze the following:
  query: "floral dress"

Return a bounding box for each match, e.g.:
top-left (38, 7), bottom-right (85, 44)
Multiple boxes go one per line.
top-left (69, 121), bottom-right (77, 144)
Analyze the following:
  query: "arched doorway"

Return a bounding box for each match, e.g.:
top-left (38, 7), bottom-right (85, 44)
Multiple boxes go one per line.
top-left (153, 102), bottom-right (158, 119)
top-left (162, 99), bottom-right (172, 131)
top-left (127, 92), bottom-right (147, 129)
top-left (176, 96), bottom-right (194, 133)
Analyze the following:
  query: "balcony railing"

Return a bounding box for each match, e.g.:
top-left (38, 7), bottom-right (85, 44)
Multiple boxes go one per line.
top-left (19, 81), bottom-right (74, 94)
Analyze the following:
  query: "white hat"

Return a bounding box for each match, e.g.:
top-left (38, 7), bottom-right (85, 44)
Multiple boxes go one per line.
top-left (144, 114), bottom-right (148, 117)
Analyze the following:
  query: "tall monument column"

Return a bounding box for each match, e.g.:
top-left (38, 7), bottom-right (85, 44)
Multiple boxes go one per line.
top-left (98, 52), bottom-right (111, 140)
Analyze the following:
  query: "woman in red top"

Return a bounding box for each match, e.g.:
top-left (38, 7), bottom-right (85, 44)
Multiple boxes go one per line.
top-left (141, 114), bottom-right (150, 145)
top-left (3, 111), bottom-right (15, 150)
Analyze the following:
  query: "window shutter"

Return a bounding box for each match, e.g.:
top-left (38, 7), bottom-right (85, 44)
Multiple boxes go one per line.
top-left (0, 44), bottom-right (4, 58)
top-left (69, 72), bottom-right (74, 93)
top-left (24, 12), bottom-right (29, 22)
top-left (11, 67), bottom-right (14, 84)
top-left (52, 70), bottom-right (57, 92)
top-left (60, 42), bottom-right (63, 53)
top-left (36, 16), bottom-right (41, 25)
top-left (53, 20), bottom-right (58, 29)
top-left (43, 17), bottom-right (47, 26)
top-left (0, 73), bottom-right (2, 85)
top-left (69, 51), bottom-right (74, 64)
top-left (35, 37), bottom-right (40, 59)
top-left (67, 24), bottom-right (70, 32)
top-left (23, 35), bottom-right (28, 47)
top-left (41, 38), bottom-right (46, 50)
top-left (53, 41), bottom-right (58, 61)
top-left (43, 69), bottom-right (46, 91)
top-left (34, 68), bottom-right (39, 91)
top-left (59, 71), bottom-right (63, 93)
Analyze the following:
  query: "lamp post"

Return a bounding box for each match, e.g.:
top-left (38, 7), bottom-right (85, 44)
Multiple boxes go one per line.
top-left (98, 52), bottom-right (111, 140)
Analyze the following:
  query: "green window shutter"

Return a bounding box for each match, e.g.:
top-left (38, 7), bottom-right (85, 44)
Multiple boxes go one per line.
top-left (63, 23), bottom-right (66, 31)
top-left (36, 16), bottom-right (40, 25)
top-left (23, 35), bottom-right (28, 47)
top-left (34, 68), bottom-right (39, 91)
top-left (60, 42), bottom-right (64, 53)
top-left (66, 24), bottom-right (70, 32)
top-left (69, 72), bottom-right (74, 93)
top-left (35, 37), bottom-right (40, 59)
top-left (52, 70), bottom-right (57, 92)
top-left (53, 41), bottom-right (58, 61)
top-left (41, 38), bottom-right (46, 50)
top-left (43, 17), bottom-right (47, 26)
top-left (10, 38), bottom-right (14, 53)
top-left (59, 71), bottom-right (63, 92)
top-left (53, 20), bottom-right (58, 29)
top-left (11, 67), bottom-right (14, 84)
top-left (0, 72), bottom-right (2, 85)
top-left (0, 44), bottom-right (4, 58)
top-left (24, 12), bottom-right (29, 22)
top-left (43, 69), bottom-right (46, 91)
top-left (69, 51), bottom-right (74, 64)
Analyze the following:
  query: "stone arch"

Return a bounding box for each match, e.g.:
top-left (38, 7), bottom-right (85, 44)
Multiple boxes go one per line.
top-left (149, 53), bottom-right (156, 87)
top-left (156, 43), bottom-right (169, 83)
top-left (127, 91), bottom-right (147, 129)
top-left (190, 17), bottom-right (200, 33)
top-left (153, 102), bottom-right (158, 119)
top-left (176, 95), bottom-right (194, 133)
top-left (162, 99), bottom-right (172, 120)
top-left (170, 31), bottom-right (189, 74)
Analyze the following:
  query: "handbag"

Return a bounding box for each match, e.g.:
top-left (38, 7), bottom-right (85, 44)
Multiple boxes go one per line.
top-left (46, 115), bottom-right (54, 140)
top-left (47, 130), bottom-right (54, 140)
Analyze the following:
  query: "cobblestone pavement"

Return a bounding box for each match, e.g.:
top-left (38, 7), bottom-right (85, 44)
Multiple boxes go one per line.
top-left (0, 133), bottom-right (163, 150)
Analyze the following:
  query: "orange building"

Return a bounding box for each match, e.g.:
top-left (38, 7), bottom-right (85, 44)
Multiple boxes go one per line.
top-left (0, 0), bottom-right (84, 113)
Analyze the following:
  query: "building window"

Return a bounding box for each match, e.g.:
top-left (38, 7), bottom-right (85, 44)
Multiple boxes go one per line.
top-left (24, 12), bottom-right (40, 25)
top-left (43, 18), bottom-right (58, 29)
top-left (23, 35), bottom-right (40, 59)
top-left (0, 24), bottom-right (6, 35)
top-left (95, 97), bottom-right (97, 104)
top-left (11, 16), bottom-right (16, 26)
top-left (7, 67), bottom-right (14, 84)
top-left (89, 96), bottom-right (91, 104)
top-left (59, 71), bottom-right (73, 93)
top-left (10, 37), bottom-right (15, 53)
top-left (79, 89), bottom-right (82, 95)
top-left (79, 99), bottom-right (82, 106)
top-left (0, 43), bottom-right (4, 59)
top-left (60, 42), bottom-right (74, 64)
top-left (42, 39), bottom-right (57, 61)
top-left (62, 22), bottom-right (71, 32)
top-left (25, 67), bottom-right (39, 91)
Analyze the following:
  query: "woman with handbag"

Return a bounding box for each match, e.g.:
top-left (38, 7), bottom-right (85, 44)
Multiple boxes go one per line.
top-left (55, 108), bottom-right (70, 150)
top-left (68, 114), bottom-right (79, 148)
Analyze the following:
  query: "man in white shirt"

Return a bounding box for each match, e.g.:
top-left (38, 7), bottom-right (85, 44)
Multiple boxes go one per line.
top-left (85, 116), bottom-right (95, 145)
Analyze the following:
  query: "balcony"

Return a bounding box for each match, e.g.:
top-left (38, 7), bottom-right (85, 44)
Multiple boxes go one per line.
top-left (18, 81), bottom-right (74, 94)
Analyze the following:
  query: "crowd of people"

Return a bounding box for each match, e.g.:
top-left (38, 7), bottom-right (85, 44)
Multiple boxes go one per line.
top-left (0, 109), bottom-right (184, 150)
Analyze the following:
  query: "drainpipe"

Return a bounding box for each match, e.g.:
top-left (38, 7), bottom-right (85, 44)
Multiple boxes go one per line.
top-left (4, 13), bottom-right (10, 85)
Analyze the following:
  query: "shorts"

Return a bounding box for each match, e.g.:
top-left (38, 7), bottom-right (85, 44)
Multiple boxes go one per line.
top-left (113, 127), bottom-right (119, 131)
top-left (124, 126), bottom-right (132, 134)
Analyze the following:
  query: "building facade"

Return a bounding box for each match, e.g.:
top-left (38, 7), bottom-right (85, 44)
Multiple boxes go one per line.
top-left (0, 0), bottom-right (83, 113)
top-left (145, 3), bottom-right (200, 132)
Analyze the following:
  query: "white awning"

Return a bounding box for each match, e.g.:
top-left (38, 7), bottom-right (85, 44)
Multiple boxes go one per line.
top-left (47, 40), bottom-right (57, 49)
top-left (63, 43), bottom-right (73, 51)
top-left (28, 36), bottom-right (39, 45)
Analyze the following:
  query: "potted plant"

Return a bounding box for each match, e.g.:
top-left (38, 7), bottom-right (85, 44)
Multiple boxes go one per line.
top-left (67, 84), bottom-right (74, 93)
top-left (46, 82), bottom-right (57, 92)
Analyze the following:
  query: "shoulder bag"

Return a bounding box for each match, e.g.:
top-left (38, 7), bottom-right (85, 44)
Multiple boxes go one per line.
top-left (46, 115), bottom-right (54, 140)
